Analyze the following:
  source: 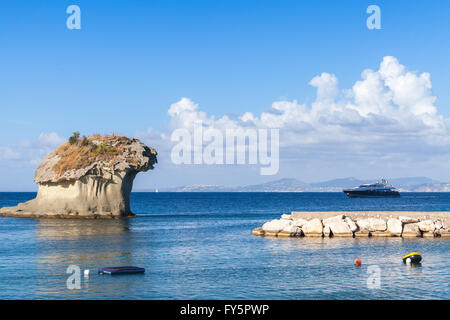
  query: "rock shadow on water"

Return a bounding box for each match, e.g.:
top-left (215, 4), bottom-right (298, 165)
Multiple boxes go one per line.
top-left (34, 219), bottom-right (137, 271)
top-left (32, 218), bottom-right (149, 298)
top-left (35, 219), bottom-right (133, 241)
top-left (34, 218), bottom-right (137, 267)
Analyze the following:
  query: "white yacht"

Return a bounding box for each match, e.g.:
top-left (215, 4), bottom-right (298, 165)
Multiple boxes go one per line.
top-left (343, 179), bottom-right (400, 198)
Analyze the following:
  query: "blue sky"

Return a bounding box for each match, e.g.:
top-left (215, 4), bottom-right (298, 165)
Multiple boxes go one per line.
top-left (0, 1), bottom-right (449, 190)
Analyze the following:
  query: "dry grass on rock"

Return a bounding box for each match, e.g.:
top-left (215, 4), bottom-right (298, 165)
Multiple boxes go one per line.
top-left (52, 134), bottom-right (136, 177)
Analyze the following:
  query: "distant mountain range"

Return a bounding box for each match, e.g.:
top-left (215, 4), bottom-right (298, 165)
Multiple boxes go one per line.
top-left (153, 177), bottom-right (450, 192)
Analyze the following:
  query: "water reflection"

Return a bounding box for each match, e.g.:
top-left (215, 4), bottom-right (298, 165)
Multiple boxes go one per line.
top-left (33, 219), bottom-right (144, 299)
top-left (35, 219), bottom-right (132, 241)
top-left (260, 235), bottom-right (406, 253)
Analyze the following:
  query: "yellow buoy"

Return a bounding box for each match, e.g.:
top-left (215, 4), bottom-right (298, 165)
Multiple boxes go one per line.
top-left (402, 252), bottom-right (422, 264)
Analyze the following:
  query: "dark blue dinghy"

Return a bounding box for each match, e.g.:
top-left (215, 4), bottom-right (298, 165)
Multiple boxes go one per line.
top-left (98, 266), bottom-right (145, 275)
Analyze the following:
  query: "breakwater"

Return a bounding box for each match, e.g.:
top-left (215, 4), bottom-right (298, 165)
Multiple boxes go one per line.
top-left (252, 211), bottom-right (450, 238)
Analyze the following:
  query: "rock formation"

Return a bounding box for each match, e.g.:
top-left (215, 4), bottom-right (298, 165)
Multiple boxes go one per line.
top-left (0, 134), bottom-right (157, 218)
top-left (253, 211), bottom-right (450, 239)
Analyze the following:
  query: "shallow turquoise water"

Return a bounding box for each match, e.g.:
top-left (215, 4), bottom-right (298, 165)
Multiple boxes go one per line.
top-left (0, 192), bottom-right (448, 299)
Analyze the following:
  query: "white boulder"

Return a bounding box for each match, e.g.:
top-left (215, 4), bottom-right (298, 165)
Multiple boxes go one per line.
top-left (344, 217), bottom-right (358, 232)
top-left (387, 218), bottom-right (403, 235)
top-left (327, 221), bottom-right (352, 235)
top-left (418, 220), bottom-right (435, 232)
top-left (402, 223), bottom-right (421, 237)
top-left (323, 225), bottom-right (331, 237)
top-left (262, 219), bottom-right (291, 233)
top-left (356, 218), bottom-right (387, 232)
top-left (302, 218), bottom-right (323, 235)
top-left (292, 218), bottom-right (308, 228)
top-left (399, 216), bottom-right (419, 224)
top-left (322, 214), bottom-right (345, 225)
top-left (434, 220), bottom-right (443, 230)
top-left (281, 224), bottom-right (301, 234)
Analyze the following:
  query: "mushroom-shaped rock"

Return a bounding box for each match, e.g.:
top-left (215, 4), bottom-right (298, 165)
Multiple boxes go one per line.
top-left (0, 135), bottom-right (157, 218)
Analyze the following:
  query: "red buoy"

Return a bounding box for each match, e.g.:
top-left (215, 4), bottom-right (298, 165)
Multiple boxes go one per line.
top-left (354, 258), bottom-right (362, 266)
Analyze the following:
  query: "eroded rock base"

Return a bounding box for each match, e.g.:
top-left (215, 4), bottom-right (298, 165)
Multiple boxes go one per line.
top-left (0, 210), bottom-right (136, 219)
top-left (0, 171), bottom-right (138, 219)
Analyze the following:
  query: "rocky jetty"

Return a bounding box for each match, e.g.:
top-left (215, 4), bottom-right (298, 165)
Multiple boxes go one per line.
top-left (0, 134), bottom-right (157, 218)
top-left (252, 211), bottom-right (450, 238)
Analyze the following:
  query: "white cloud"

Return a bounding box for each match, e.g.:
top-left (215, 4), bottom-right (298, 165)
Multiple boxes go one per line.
top-left (0, 132), bottom-right (66, 165)
top-left (167, 97), bottom-right (240, 132)
top-left (235, 56), bottom-right (448, 151)
top-left (0, 147), bottom-right (21, 161)
top-left (38, 132), bottom-right (65, 147)
top-left (309, 72), bottom-right (339, 102)
top-left (2, 56), bottom-right (448, 182)
top-left (143, 56), bottom-right (450, 177)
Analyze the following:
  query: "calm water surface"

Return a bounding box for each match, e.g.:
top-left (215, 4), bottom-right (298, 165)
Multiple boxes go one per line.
top-left (0, 192), bottom-right (448, 299)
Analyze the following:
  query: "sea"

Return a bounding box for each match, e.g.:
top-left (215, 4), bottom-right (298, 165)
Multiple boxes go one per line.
top-left (0, 192), bottom-right (448, 300)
